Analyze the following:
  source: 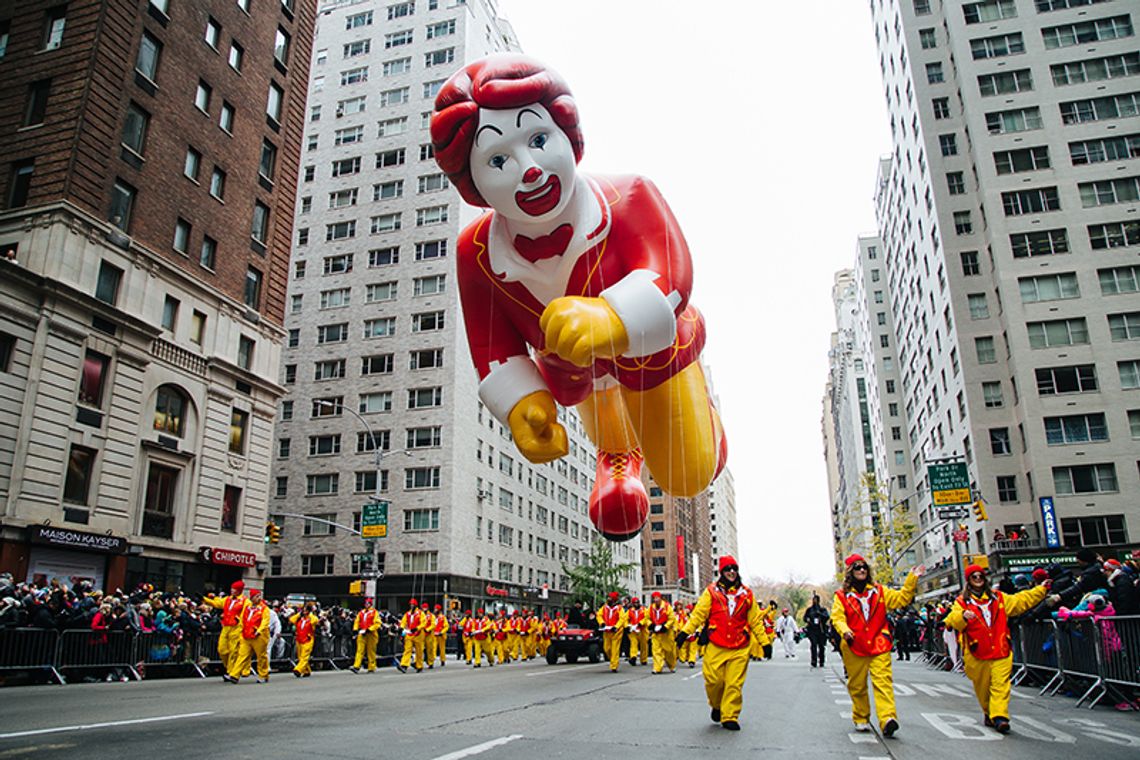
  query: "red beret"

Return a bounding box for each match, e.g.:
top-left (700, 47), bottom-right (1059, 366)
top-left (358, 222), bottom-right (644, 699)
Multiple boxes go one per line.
top-left (608, 591), bottom-right (619, 600)
top-left (845, 554), bottom-right (866, 567)
top-left (476, 608), bottom-right (484, 615)
top-left (718, 555), bottom-right (739, 572)
top-left (408, 598), bottom-right (417, 606)
top-left (248, 588), bottom-right (262, 597)
top-left (1032, 568), bottom-right (1049, 582)
top-left (965, 564), bottom-right (986, 577)
top-left (434, 604), bottom-right (442, 610)
top-left (364, 597), bottom-right (374, 603)
top-left (464, 610), bottom-right (472, 616)
top-left (231, 581), bottom-right (245, 591)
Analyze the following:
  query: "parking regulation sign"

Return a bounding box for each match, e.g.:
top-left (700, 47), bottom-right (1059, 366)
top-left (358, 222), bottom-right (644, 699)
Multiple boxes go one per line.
top-left (927, 462), bottom-right (971, 507)
top-left (361, 501), bottom-right (388, 538)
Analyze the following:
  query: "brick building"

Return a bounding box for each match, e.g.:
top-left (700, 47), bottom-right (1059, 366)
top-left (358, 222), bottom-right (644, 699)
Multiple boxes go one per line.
top-left (0, 0), bottom-right (315, 593)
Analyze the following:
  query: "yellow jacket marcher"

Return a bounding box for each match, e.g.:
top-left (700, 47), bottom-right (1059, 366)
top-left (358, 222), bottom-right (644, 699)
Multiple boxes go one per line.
top-left (680, 556), bottom-right (765, 731)
top-left (203, 582), bottom-right (247, 674)
top-left (596, 593), bottom-right (629, 672)
top-left (831, 554), bottom-right (918, 735)
top-left (290, 610), bottom-right (319, 677)
top-left (352, 604), bottom-right (382, 672)
top-left (399, 601), bottom-right (430, 672)
top-left (227, 592), bottom-right (270, 682)
top-left (943, 565), bottom-right (1049, 731)
top-left (647, 594), bottom-right (676, 673)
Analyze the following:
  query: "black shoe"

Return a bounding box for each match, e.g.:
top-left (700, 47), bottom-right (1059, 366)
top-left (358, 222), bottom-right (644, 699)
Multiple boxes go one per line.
top-left (428, 665), bottom-right (434, 669)
top-left (711, 708), bottom-right (721, 723)
top-left (440, 662), bottom-right (445, 667)
top-left (984, 715), bottom-right (994, 728)
top-left (302, 673), bottom-right (310, 678)
top-left (993, 717), bottom-right (1010, 734)
top-left (293, 671), bottom-right (302, 678)
top-left (349, 666), bottom-right (359, 674)
top-left (722, 721), bottom-right (740, 731)
top-left (222, 674), bottom-right (238, 684)
top-left (395, 664), bottom-right (407, 673)
top-left (882, 719), bottom-right (899, 738)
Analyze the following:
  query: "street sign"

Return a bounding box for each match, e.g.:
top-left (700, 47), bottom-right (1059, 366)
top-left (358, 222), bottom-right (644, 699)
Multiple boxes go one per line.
top-left (361, 501), bottom-right (388, 538)
top-left (1039, 496), bottom-right (1061, 548)
top-left (928, 462), bottom-right (971, 506)
top-left (952, 529), bottom-right (970, 542)
top-left (936, 507), bottom-right (969, 520)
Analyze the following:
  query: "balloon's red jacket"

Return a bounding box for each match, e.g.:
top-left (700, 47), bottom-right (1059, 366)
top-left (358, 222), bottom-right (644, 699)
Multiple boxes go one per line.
top-left (457, 174), bottom-right (705, 423)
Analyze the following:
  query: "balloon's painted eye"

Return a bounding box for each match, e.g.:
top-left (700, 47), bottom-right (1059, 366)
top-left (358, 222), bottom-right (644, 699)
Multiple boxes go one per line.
top-left (489, 155), bottom-right (507, 170)
top-left (529, 133), bottom-right (548, 150)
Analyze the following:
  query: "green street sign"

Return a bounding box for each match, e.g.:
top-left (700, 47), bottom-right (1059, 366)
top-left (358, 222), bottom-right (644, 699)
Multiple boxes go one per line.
top-left (927, 462), bottom-right (971, 507)
top-left (361, 501), bottom-right (388, 538)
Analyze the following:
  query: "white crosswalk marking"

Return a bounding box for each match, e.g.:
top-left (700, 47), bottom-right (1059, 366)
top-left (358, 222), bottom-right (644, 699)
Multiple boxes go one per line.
top-left (1014, 715), bottom-right (1077, 743)
top-left (922, 712), bottom-right (1002, 740)
top-left (849, 734), bottom-right (878, 744)
top-left (912, 683), bottom-right (973, 698)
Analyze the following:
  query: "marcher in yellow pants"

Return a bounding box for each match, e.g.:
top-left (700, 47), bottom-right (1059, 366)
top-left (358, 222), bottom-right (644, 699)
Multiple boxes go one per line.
top-left (290, 604), bottom-right (319, 678)
top-left (398, 599), bottom-right (429, 673)
top-left (678, 556), bottom-right (765, 730)
top-left (626, 599), bottom-right (649, 666)
top-left (596, 592), bottom-right (628, 672)
top-left (832, 554), bottom-right (921, 736)
top-left (225, 588), bottom-right (269, 683)
top-left (647, 592), bottom-right (676, 673)
top-left (202, 581), bottom-right (246, 676)
top-left (351, 598), bottom-right (381, 673)
top-left (944, 563), bottom-right (1054, 733)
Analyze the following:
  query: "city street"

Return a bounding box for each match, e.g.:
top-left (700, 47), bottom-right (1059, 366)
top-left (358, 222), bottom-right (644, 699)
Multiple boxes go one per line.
top-left (1, 640), bottom-right (1137, 759)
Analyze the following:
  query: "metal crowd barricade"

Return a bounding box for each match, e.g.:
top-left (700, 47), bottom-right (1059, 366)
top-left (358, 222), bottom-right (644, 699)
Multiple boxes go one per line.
top-left (196, 631), bottom-right (224, 673)
top-left (135, 631), bottom-right (206, 677)
top-left (921, 625), bottom-right (951, 671)
top-left (1017, 619), bottom-right (1064, 693)
top-left (269, 633), bottom-right (296, 672)
top-left (1009, 620), bottom-right (1026, 684)
top-left (0, 627), bottom-right (63, 684)
top-left (56, 629), bottom-right (140, 682)
top-left (1053, 617), bottom-right (1105, 707)
top-left (1097, 615), bottom-right (1140, 700)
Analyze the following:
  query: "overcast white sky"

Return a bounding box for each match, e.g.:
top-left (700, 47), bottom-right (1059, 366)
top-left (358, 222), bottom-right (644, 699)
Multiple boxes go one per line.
top-left (494, 1), bottom-right (891, 583)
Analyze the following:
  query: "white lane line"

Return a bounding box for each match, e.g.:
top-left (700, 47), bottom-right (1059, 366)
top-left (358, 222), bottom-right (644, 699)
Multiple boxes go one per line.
top-left (429, 735), bottom-right (523, 760)
top-left (0, 712), bottom-right (214, 740)
top-left (835, 698), bottom-right (853, 704)
top-left (685, 673), bottom-right (701, 680)
top-left (849, 734), bottom-right (878, 744)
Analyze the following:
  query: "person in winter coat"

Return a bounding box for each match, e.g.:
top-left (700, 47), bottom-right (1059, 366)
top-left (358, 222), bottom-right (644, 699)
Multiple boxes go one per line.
top-left (831, 554), bottom-right (922, 737)
top-left (802, 594), bottom-right (831, 668)
top-left (943, 564), bottom-right (1057, 733)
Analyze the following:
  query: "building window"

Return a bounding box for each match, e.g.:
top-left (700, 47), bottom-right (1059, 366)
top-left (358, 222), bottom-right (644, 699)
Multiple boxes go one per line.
top-left (120, 102), bottom-right (150, 157)
top-left (995, 146), bottom-right (1050, 175)
top-left (411, 311), bottom-right (444, 332)
top-left (963, 1), bottom-right (1017, 25)
top-left (1036, 364), bottom-right (1098, 395)
top-left (63, 446), bottom-right (96, 505)
top-left (1052, 463), bottom-right (1118, 495)
top-left (968, 293), bottom-right (989, 319)
top-left (360, 391), bottom-right (393, 414)
top-left (1011, 229), bottom-right (1069, 258)
top-left (939, 134), bottom-right (958, 156)
top-left (209, 167), bottom-right (226, 200)
top-left (1027, 318), bottom-right (1088, 349)
top-left (266, 82), bottom-right (284, 123)
top-left (971, 31), bottom-right (1025, 59)
top-left (108, 180), bottom-right (136, 231)
top-left (1045, 413), bottom-right (1108, 445)
top-left (996, 475), bottom-right (1018, 503)
top-left (947, 172), bottom-right (965, 195)
top-left (986, 106), bottom-right (1042, 134)
top-left (95, 262), bottom-right (123, 305)
top-left (405, 466), bottom-right (441, 490)
top-left (954, 211), bottom-right (972, 235)
top-left (926, 62), bottom-right (944, 84)
top-left (195, 80), bottom-right (212, 114)
top-left (274, 27), bottom-right (290, 66)
top-left (1109, 312), bottom-right (1140, 341)
top-left (374, 180), bottom-right (403, 201)
top-left (301, 555), bottom-right (334, 575)
top-left (136, 31), bottom-right (162, 81)
top-left (42, 6), bottom-right (66, 50)
top-left (190, 311), bottom-right (206, 346)
top-left (161, 295), bottom-right (179, 332)
top-left (251, 202), bottom-right (269, 244)
top-left (404, 509), bottom-right (440, 532)
top-left (1019, 273), bottom-right (1079, 303)
top-left (982, 382), bottom-right (1004, 408)
top-left (1121, 359), bottom-right (1140, 389)
top-left (237, 336), bottom-right (254, 370)
top-left (154, 385), bottom-right (187, 436)
top-left (978, 69), bottom-right (1033, 97)
top-left (221, 486), bottom-right (240, 532)
top-left (141, 463), bottom-right (178, 538)
top-left (306, 475), bottom-right (339, 496)
top-left (204, 17), bottom-right (221, 49)
top-left (975, 336), bottom-right (997, 364)
top-left (198, 236), bottom-right (217, 270)
top-left (1060, 515), bottom-right (1127, 548)
top-left (7, 160), bottom-right (34, 208)
top-left (990, 428), bottom-right (1012, 455)
top-left (244, 267), bottom-right (262, 310)
top-left (229, 408), bottom-right (249, 454)
top-left (403, 551), bottom-right (438, 573)
top-left (228, 42), bottom-right (244, 71)
top-left (408, 387), bottom-right (442, 409)
top-left (932, 97), bottom-right (950, 119)
top-left (1002, 187), bottom-right (1061, 216)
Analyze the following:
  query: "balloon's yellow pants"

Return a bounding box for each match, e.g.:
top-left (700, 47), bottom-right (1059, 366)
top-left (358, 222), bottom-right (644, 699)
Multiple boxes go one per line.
top-left (841, 645), bottom-right (897, 728)
top-left (702, 643), bottom-right (751, 723)
top-left (651, 633), bottom-right (676, 672)
top-left (964, 652), bottom-right (1013, 719)
top-left (354, 631), bottom-right (378, 671)
top-left (230, 635), bottom-right (268, 680)
top-left (293, 639), bottom-right (313, 676)
top-left (400, 632), bottom-right (425, 670)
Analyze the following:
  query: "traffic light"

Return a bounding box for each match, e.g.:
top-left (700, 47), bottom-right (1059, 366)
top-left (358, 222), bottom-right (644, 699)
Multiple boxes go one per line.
top-left (972, 499), bottom-right (989, 522)
top-left (265, 521), bottom-right (281, 544)
top-left (349, 580), bottom-right (364, 595)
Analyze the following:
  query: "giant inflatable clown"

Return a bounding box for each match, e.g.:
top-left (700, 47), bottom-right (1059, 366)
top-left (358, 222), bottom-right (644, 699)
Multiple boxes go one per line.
top-left (431, 55), bottom-right (726, 540)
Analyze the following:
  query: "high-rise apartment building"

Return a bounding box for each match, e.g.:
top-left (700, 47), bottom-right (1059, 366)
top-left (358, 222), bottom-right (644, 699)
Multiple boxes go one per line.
top-left (866, 0), bottom-right (1140, 594)
top-left (638, 473), bottom-right (712, 604)
top-left (708, 467), bottom-right (737, 565)
top-left (266, 0), bottom-right (641, 612)
top-left (0, 0), bottom-right (314, 592)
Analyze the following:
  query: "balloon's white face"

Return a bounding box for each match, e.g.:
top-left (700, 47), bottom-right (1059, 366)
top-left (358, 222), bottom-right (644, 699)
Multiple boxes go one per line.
top-left (470, 104), bottom-right (577, 223)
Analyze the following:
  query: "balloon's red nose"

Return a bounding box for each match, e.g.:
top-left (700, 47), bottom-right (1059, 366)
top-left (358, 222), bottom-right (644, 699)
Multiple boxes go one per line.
top-left (523, 167), bottom-right (542, 184)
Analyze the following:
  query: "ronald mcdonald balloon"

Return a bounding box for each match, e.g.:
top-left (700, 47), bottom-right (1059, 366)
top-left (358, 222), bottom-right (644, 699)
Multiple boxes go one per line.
top-left (431, 54), bottom-right (726, 540)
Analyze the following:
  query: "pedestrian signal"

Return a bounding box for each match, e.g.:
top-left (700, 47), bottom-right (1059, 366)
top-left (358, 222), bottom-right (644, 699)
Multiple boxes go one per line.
top-left (972, 499), bottom-right (988, 522)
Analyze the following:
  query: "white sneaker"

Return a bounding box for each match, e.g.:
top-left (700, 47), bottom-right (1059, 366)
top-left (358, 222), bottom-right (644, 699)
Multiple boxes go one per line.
top-left (854, 723), bottom-right (871, 733)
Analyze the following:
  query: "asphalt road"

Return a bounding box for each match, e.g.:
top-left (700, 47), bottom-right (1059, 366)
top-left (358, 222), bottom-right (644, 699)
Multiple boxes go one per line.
top-left (0, 640), bottom-right (1137, 759)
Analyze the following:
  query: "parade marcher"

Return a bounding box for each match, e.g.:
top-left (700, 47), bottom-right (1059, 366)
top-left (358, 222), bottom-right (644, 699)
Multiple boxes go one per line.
top-left (775, 608), bottom-right (799, 658)
top-left (472, 609), bottom-right (494, 667)
top-left (350, 597), bottom-right (381, 674)
top-left (203, 580), bottom-right (247, 675)
top-left (673, 601), bottom-right (694, 666)
top-left (596, 591), bottom-right (629, 672)
top-left (226, 588), bottom-right (270, 684)
top-left (802, 594), bottom-right (830, 668)
top-left (676, 556), bottom-right (764, 731)
top-left (428, 604), bottom-right (449, 668)
top-left (831, 554), bottom-right (922, 737)
top-left (648, 591), bottom-right (676, 674)
top-left (492, 609), bottom-right (511, 664)
top-left (685, 603), bottom-right (700, 667)
top-left (508, 609), bottom-right (525, 660)
top-left (626, 597), bottom-right (649, 666)
top-left (398, 598), bottom-right (429, 673)
top-left (458, 609), bottom-right (474, 664)
top-left (944, 564), bottom-right (1058, 733)
top-left (763, 601), bottom-right (778, 659)
top-left (538, 614), bottom-right (552, 657)
top-left (290, 602), bottom-right (319, 678)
